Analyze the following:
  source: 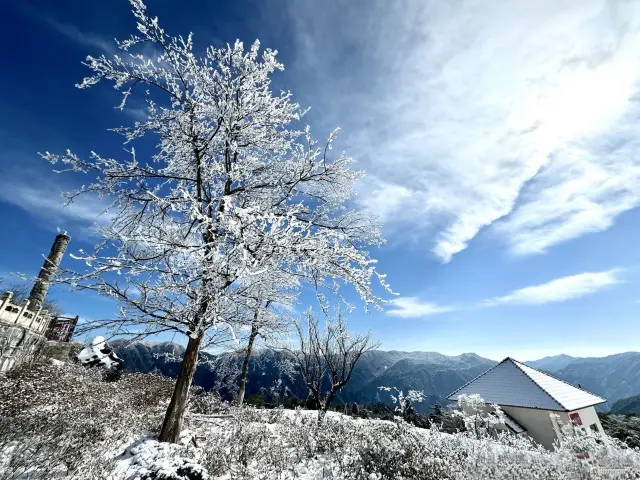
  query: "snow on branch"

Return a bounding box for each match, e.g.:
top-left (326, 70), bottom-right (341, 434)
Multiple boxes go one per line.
top-left (39, 0), bottom-right (392, 351)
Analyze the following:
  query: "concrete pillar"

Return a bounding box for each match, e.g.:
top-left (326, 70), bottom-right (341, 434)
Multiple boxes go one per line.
top-left (39, 310), bottom-right (50, 334)
top-left (17, 300), bottom-right (30, 326)
top-left (28, 305), bottom-right (43, 330)
top-left (28, 233), bottom-right (70, 311)
top-left (1, 291), bottom-right (13, 310)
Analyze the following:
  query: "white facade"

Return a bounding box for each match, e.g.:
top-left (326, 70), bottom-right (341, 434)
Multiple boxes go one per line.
top-left (448, 357), bottom-right (607, 450)
top-left (499, 405), bottom-right (604, 450)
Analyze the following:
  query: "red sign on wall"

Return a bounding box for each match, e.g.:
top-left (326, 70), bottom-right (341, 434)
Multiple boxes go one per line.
top-left (569, 412), bottom-right (582, 426)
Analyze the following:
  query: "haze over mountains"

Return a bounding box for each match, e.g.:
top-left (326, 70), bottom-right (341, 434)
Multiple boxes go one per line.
top-left (112, 341), bottom-right (640, 413)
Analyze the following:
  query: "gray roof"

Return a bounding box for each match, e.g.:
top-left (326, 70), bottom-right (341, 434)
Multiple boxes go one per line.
top-left (447, 357), bottom-right (606, 412)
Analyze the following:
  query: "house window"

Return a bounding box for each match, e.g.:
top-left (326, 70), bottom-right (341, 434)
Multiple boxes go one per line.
top-left (589, 424), bottom-right (598, 433)
top-left (569, 412), bottom-right (582, 426)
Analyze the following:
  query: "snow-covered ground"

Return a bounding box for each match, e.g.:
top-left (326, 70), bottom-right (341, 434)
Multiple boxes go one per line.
top-left (2, 361), bottom-right (640, 479)
top-left (109, 407), bottom-right (640, 479)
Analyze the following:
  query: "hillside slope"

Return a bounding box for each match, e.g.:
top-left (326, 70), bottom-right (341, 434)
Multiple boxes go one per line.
top-left (112, 341), bottom-right (640, 410)
top-left (112, 341), bottom-right (495, 410)
top-left (611, 395), bottom-right (640, 415)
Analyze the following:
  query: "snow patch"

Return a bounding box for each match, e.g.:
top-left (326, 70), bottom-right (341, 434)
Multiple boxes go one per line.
top-left (109, 438), bottom-right (209, 480)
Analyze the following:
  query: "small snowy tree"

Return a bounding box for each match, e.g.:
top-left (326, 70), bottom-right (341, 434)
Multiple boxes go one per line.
top-left (293, 309), bottom-right (379, 422)
top-left (430, 402), bottom-right (444, 425)
top-left (378, 387), bottom-right (426, 416)
top-left (454, 393), bottom-right (506, 439)
top-left (42, 0), bottom-right (390, 443)
top-left (234, 273), bottom-right (295, 406)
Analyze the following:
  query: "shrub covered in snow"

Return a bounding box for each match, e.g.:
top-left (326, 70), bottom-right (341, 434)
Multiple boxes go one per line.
top-left (1, 363), bottom-right (640, 479)
top-left (112, 440), bottom-right (209, 480)
top-left (0, 360), bottom-right (174, 479)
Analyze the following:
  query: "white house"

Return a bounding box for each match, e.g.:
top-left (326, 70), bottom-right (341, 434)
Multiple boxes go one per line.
top-left (446, 357), bottom-right (607, 450)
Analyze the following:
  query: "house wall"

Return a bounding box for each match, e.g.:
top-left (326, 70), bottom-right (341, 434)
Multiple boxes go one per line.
top-left (569, 406), bottom-right (605, 434)
top-left (502, 406), bottom-right (568, 450)
top-left (495, 405), bottom-right (604, 450)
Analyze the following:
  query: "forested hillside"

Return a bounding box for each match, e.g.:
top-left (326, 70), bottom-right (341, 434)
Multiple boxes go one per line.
top-left (113, 342), bottom-right (640, 412)
top-left (113, 341), bottom-right (496, 411)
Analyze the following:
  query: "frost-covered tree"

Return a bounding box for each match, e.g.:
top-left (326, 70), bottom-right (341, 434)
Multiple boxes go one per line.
top-left (234, 273), bottom-right (295, 406)
top-left (454, 393), bottom-right (506, 440)
top-left (378, 386), bottom-right (426, 416)
top-left (429, 401), bottom-right (444, 425)
top-left (294, 309), bottom-right (379, 422)
top-left (42, 0), bottom-right (390, 443)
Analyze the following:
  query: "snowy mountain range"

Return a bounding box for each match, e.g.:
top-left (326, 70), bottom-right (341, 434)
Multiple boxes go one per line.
top-left (111, 341), bottom-right (640, 412)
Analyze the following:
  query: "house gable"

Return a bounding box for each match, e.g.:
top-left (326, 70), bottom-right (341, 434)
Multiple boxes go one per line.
top-left (447, 357), bottom-right (606, 412)
top-left (512, 360), bottom-right (605, 411)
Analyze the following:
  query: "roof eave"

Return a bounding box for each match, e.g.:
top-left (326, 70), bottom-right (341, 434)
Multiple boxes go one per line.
top-left (446, 398), bottom-right (607, 412)
top-left (565, 399), bottom-right (607, 411)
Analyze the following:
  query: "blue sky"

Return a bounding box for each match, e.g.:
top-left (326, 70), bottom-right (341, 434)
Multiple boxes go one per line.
top-left (1, 0), bottom-right (639, 361)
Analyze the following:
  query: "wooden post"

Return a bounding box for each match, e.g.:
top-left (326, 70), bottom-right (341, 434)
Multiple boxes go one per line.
top-left (66, 316), bottom-right (80, 342)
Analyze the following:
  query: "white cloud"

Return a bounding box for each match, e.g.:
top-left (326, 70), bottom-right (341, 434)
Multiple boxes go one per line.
top-left (0, 166), bottom-right (114, 238)
top-left (386, 296), bottom-right (454, 318)
top-left (41, 16), bottom-right (157, 122)
top-left (484, 269), bottom-right (623, 306)
top-left (42, 16), bottom-right (116, 55)
top-left (286, 0), bottom-right (640, 262)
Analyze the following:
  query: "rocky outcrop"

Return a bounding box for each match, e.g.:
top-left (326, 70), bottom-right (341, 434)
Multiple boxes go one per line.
top-left (0, 322), bottom-right (46, 372)
top-left (76, 336), bottom-right (124, 371)
top-left (41, 340), bottom-right (83, 363)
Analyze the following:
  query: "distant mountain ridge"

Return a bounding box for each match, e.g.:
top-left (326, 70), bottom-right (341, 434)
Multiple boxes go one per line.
top-left (526, 352), bottom-right (640, 409)
top-left (610, 395), bottom-right (640, 415)
top-left (525, 354), bottom-right (582, 372)
top-left (110, 341), bottom-right (640, 412)
top-left (112, 341), bottom-right (496, 411)
top-left (550, 353), bottom-right (640, 408)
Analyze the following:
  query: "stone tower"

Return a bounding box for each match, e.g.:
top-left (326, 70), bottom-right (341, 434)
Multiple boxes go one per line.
top-left (28, 233), bottom-right (71, 311)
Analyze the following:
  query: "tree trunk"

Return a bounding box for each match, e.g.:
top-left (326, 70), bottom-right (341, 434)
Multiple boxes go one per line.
top-left (318, 388), bottom-right (338, 424)
top-left (237, 324), bottom-right (259, 406)
top-left (159, 332), bottom-right (203, 443)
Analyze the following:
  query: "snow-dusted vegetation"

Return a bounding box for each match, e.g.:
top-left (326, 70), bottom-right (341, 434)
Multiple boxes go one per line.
top-left (2, 360), bottom-right (640, 479)
top-left (2, 0), bottom-right (638, 478)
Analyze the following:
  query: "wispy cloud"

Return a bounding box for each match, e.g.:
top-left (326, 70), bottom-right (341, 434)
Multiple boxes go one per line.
top-left (0, 165), bottom-right (113, 239)
top-left (41, 15), bottom-right (156, 122)
top-left (484, 269), bottom-right (623, 306)
top-left (42, 16), bottom-right (116, 55)
top-left (285, 0), bottom-right (640, 262)
top-left (386, 296), bottom-right (454, 318)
